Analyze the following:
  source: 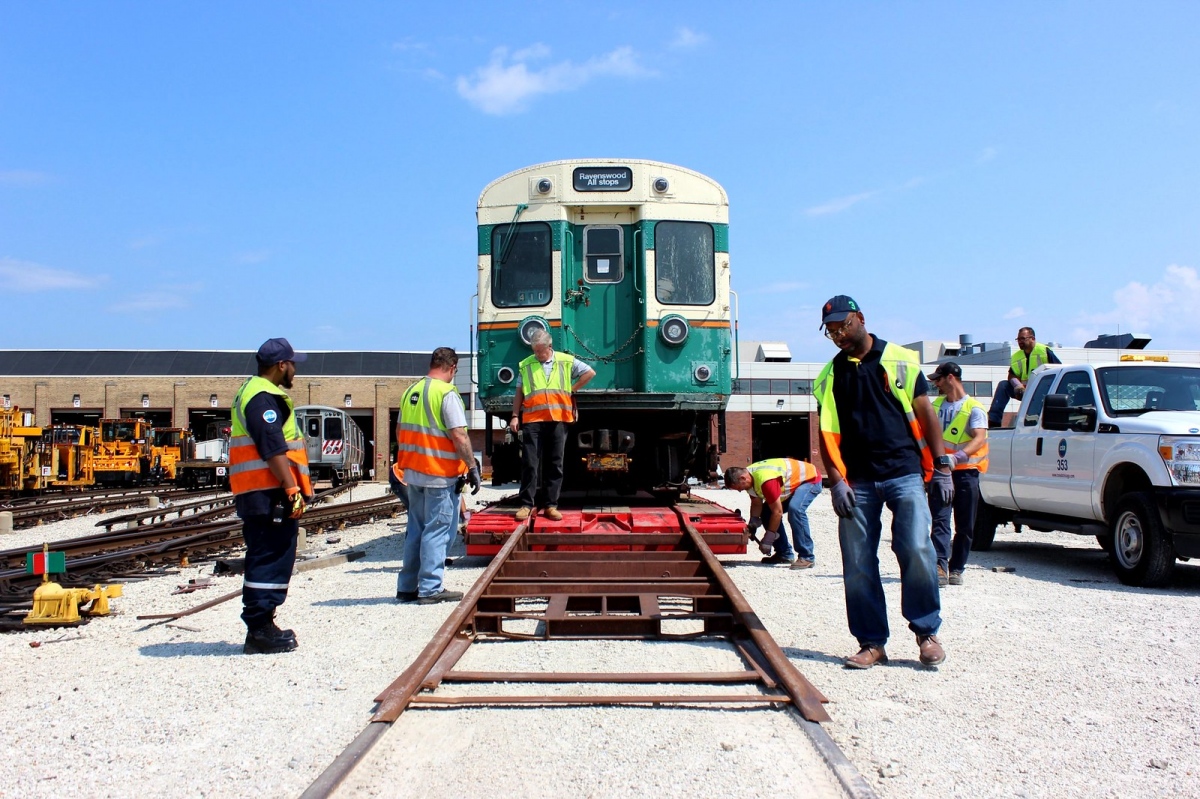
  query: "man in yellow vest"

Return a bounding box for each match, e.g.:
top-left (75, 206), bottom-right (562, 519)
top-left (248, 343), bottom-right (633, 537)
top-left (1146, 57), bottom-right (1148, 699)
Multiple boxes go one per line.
top-left (395, 347), bottom-right (481, 604)
top-left (816, 295), bottom-right (952, 669)
top-left (510, 329), bottom-right (595, 521)
top-left (724, 458), bottom-right (824, 569)
top-left (927, 362), bottom-right (989, 587)
top-left (987, 326), bottom-right (1061, 427)
top-left (229, 337), bottom-right (313, 655)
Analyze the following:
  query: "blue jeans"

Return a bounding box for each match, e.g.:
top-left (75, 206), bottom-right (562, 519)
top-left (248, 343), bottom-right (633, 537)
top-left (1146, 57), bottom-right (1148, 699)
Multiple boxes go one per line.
top-left (929, 469), bottom-right (979, 573)
top-left (397, 483), bottom-right (461, 597)
top-left (838, 473), bottom-right (941, 646)
top-left (785, 481), bottom-right (823, 561)
top-left (988, 380), bottom-right (1018, 427)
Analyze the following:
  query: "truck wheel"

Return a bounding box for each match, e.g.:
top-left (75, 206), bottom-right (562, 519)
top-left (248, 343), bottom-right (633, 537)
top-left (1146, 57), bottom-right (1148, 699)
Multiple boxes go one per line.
top-left (972, 501), bottom-right (998, 551)
top-left (1110, 492), bottom-right (1175, 587)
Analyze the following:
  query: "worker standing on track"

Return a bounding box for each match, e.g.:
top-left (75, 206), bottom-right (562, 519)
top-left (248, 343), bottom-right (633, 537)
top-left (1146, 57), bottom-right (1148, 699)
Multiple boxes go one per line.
top-left (395, 347), bottom-right (481, 604)
top-left (815, 296), bottom-right (951, 669)
top-left (510, 329), bottom-right (595, 522)
top-left (229, 337), bottom-right (313, 655)
top-left (927, 362), bottom-right (989, 587)
top-left (723, 459), bottom-right (823, 569)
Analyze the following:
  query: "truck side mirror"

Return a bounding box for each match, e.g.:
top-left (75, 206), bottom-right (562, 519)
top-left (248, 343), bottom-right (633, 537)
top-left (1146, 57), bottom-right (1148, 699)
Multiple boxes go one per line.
top-left (1042, 393), bottom-right (1097, 432)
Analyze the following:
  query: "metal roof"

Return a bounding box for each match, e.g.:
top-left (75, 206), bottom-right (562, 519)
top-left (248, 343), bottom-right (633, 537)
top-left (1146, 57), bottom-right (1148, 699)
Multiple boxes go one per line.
top-left (0, 351), bottom-right (434, 377)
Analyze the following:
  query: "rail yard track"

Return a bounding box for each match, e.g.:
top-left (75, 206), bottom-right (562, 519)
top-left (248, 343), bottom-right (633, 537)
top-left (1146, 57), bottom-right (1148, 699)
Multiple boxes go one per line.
top-left (302, 504), bottom-right (875, 799)
top-left (0, 485), bottom-right (225, 528)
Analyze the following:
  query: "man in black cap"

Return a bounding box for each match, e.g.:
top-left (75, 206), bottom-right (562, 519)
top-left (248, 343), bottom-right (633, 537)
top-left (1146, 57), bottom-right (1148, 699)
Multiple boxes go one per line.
top-left (228, 337), bottom-right (313, 654)
top-left (927, 361), bottom-right (989, 586)
top-left (814, 296), bottom-right (951, 669)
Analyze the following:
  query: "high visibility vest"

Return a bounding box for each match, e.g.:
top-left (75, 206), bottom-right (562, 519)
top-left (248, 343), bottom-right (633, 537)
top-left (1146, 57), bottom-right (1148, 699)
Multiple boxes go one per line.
top-left (229, 375), bottom-right (312, 497)
top-left (519, 351), bottom-right (576, 423)
top-left (1011, 343), bottom-right (1051, 382)
top-left (932, 396), bottom-right (989, 473)
top-left (815, 342), bottom-right (933, 482)
top-left (748, 458), bottom-right (820, 502)
top-left (396, 377), bottom-right (468, 478)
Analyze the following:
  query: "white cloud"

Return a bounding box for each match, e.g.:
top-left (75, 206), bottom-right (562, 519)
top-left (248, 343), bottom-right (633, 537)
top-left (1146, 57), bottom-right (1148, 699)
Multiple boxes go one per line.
top-left (1074, 264), bottom-right (1200, 344)
top-left (0, 257), bottom-right (104, 291)
top-left (803, 190), bottom-right (881, 216)
top-left (0, 170), bottom-right (54, 186)
top-left (1003, 306), bottom-right (1026, 320)
top-left (670, 27), bottom-right (708, 49)
top-left (456, 45), bottom-right (652, 115)
top-left (107, 283), bottom-right (202, 314)
top-left (235, 249), bottom-right (272, 265)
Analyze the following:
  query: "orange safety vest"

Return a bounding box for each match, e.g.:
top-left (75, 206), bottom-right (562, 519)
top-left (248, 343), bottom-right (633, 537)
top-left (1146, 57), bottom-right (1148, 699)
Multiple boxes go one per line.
top-left (228, 375), bottom-right (312, 497)
top-left (519, 351), bottom-right (576, 423)
top-left (396, 377), bottom-right (468, 478)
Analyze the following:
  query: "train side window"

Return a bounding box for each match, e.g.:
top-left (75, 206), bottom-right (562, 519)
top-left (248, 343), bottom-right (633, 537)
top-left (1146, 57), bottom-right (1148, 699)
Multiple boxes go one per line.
top-left (654, 221), bottom-right (715, 305)
top-left (306, 418), bottom-right (321, 438)
top-left (491, 221), bottom-right (552, 308)
top-left (583, 226), bottom-right (623, 283)
top-left (324, 416), bottom-right (343, 441)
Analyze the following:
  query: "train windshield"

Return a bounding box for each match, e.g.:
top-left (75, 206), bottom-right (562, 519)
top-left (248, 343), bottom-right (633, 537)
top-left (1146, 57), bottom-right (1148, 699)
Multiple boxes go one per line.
top-left (324, 416), bottom-right (343, 441)
top-left (491, 221), bottom-right (552, 307)
top-left (654, 221), bottom-right (715, 305)
top-left (102, 421), bottom-right (138, 442)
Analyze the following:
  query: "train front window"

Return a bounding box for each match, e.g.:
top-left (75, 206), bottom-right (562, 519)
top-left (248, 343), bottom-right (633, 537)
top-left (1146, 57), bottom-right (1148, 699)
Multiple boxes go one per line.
top-left (491, 221), bottom-right (552, 307)
top-left (324, 417), bottom-right (344, 441)
top-left (306, 418), bottom-right (321, 438)
top-left (583, 226), bottom-right (623, 283)
top-left (654, 221), bottom-right (715, 305)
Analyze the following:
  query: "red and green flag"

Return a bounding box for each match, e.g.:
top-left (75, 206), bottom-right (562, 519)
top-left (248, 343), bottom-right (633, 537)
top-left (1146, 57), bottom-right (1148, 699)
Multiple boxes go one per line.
top-left (26, 551), bottom-right (66, 575)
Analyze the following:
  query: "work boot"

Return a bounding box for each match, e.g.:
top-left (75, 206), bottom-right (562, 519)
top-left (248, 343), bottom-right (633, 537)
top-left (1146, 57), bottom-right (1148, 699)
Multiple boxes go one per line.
top-left (543, 506), bottom-right (563, 521)
top-left (917, 634), bottom-right (946, 666)
top-left (949, 571), bottom-right (964, 586)
top-left (396, 591), bottom-right (418, 602)
top-left (844, 644), bottom-right (888, 669)
top-left (761, 551), bottom-right (795, 565)
top-left (417, 589), bottom-right (464, 605)
top-left (790, 558), bottom-right (814, 570)
top-left (244, 622), bottom-right (298, 655)
top-left (937, 564), bottom-right (949, 587)
top-left (514, 506), bottom-right (531, 521)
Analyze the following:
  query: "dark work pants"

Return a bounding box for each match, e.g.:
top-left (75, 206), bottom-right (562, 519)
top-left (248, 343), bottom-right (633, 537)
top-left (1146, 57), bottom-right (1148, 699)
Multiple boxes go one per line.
top-left (241, 514), bottom-right (299, 629)
top-left (519, 421), bottom-right (567, 509)
top-left (929, 469), bottom-right (979, 573)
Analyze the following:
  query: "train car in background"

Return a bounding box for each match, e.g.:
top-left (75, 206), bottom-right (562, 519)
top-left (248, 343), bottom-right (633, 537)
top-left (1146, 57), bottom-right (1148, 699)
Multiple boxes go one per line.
top-left (295, 405), bottom-right (365, 487)
top-left (151, 427), bottom-right (194, 482)
top-left (475, 159), bottom-right (733, 494)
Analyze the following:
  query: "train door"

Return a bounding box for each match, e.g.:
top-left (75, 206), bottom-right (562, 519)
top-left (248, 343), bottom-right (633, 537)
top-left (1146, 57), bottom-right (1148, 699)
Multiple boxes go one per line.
top-left (301, 410), bottom-right (324, 466)
top-left (560, 223), bottom-right (638, 390)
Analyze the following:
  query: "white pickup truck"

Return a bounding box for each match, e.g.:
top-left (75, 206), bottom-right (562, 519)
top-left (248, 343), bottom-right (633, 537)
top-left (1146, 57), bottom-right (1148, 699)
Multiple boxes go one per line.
top-left (976, 362), bottom-right (1200, 586)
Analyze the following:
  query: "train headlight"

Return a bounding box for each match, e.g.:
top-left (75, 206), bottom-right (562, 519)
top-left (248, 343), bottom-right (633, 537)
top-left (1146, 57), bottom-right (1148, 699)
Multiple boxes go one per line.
top-left (659, 314), bottom-right (689, 346)
top-left (694, 364), bottom-right (713, 383)
top-left (652, 177), bottom-right (670, 193)
top-left (518, 316), bottom-right (550, 345)
top-left (535, 177), bottom-right (553, 195)
top-left (497, 366), bottom-right (516, 385)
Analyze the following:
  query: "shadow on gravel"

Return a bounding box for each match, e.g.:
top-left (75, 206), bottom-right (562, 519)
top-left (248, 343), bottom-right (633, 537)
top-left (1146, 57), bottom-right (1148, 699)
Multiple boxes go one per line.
top-left (344, 566), bottom-right (400, 574)
top-left (971, 537), bottom-right (1200, 594)
top-left (309, 596), bottom-right (401, 607)
top-left (139, 641), bottom-right (244, 657)
top-left (780, 647), bottom-right (846, 667)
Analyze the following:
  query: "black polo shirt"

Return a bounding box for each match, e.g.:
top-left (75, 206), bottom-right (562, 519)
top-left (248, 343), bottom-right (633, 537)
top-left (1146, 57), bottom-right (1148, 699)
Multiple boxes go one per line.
top-left (828, 336), bottom-right (929, 482)
top-left (234, 390), bottom-right (293, 519)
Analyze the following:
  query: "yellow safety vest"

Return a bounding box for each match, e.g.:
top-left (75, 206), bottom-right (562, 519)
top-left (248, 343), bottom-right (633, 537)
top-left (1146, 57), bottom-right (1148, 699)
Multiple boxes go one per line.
top-left (748, 458), bottom-right (819, 502)
top-left (396, 377), bottom-right (467, 478)
top-left (1011, 343), bottom-right (1050, 382)
top-left (229, 376), bottom-right (312, 496)
top-left (519, 351), bottom-right (576, 423)
top-left (932, 396), bottom-right (989, 473)
top-left (815, 342), bottom-right (932, 482)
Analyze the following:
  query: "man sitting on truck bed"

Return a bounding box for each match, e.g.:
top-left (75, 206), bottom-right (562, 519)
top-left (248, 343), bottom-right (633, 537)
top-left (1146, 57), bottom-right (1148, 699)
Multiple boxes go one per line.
top-left (988, 327), bottom-right (1061, 428)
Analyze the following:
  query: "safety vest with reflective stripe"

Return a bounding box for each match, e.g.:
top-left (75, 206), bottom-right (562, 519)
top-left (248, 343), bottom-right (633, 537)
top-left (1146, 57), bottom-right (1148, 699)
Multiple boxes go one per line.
top-left (1011, 343), bottom-right (1051, 382)
top-left (519, 351), bottom-right (575, 423)
top-left (932, 396), bottom-right (989, 473)
top-left (396, 377), bottom-right (468, 478)
top-left (815, 342), bottom-right (933, 482)
top-left (229, 376), bottom-right (312, 497)
top-left (748, 458), bottom-right (820, 502)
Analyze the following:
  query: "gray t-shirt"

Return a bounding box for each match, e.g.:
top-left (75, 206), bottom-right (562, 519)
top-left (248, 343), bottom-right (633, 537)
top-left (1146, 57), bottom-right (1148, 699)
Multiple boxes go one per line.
top-left (514, 354), bottom-right (593, 389)
top-left (404, 387), bottom-right (468, 489)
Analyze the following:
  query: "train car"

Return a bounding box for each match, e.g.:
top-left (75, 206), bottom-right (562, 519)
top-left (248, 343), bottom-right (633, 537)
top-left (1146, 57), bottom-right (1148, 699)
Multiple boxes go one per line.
top-left (475, 159), bottom-right (732, 494)
top-left (295, 405), bottom-right (365, 486)
top-left (93, 417), bottom-right (158, 485)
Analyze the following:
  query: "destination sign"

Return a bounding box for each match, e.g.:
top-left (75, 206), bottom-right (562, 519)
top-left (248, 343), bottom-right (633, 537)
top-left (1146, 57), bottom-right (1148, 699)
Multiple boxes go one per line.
top-left (573, 166), bottom-right (632, 192)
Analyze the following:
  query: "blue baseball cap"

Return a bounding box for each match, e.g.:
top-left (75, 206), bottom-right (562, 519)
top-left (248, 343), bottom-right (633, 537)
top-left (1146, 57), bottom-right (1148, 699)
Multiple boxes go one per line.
top-left (256, 337), bottom-right (307, 364)
top-left (820, 295), bottom-right (861, 327)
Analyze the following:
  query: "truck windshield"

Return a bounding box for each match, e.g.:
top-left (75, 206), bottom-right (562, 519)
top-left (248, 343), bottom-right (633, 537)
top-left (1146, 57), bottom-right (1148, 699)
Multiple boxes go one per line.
top-left (1097, 366), bottom-right (1200, 415)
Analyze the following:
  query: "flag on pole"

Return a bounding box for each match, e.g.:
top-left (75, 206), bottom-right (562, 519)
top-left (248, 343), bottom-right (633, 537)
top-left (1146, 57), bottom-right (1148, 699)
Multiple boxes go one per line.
top-left (26, 551), bottom-right (67, 575)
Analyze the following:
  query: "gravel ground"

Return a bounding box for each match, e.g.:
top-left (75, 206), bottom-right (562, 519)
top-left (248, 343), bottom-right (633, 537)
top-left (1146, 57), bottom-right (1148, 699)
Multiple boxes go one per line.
top-left (2, 483), bottom-right (1198, 799)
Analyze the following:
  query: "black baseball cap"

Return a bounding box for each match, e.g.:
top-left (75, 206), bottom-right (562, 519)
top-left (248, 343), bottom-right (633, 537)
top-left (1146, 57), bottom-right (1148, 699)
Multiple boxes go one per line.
top-left (256, 337), bottom-right (307, 365)
top-left (928, 361), bottom-right (962, 381)
top-left (820, 295), bottom-right (861, 327)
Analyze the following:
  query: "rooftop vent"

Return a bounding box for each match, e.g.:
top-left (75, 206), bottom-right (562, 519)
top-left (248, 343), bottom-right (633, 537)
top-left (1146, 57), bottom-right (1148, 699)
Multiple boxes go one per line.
top-left (755, 342), bottom-right (792, 362)
top-left (1085, 333), bottom-right (1152, 350)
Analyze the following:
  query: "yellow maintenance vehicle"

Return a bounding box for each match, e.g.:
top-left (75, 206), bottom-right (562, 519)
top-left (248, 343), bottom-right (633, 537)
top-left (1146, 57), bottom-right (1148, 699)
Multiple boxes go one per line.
top-left (0, 407), bottom-right (42, 493)
top-left (35, 425), bottom-right (98, 490)
top-left (150, 427), bottom-right (194, 482)
top-left (94, 417), bottom-right (158, 485)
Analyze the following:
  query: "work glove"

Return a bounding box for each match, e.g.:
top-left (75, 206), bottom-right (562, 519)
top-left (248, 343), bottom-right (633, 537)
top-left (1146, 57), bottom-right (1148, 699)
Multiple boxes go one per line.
top-left (758, 528), bottom-right (779, 555)
top-left (285, 487), bottom-right (306, 519)
top-left (830, 480), bottom-right (856, 519)
top-left (747, 515), bottom-right (762, 533)
top-left (931, 469), bottom-right (954, 505)
top-left (467, 467), bottom-right (482, 495)
top-left (953, 449), bottom-right (970, 465)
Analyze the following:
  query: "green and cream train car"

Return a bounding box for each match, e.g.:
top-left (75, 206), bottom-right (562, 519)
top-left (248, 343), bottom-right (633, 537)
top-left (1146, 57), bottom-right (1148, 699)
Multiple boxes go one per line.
top-left (475, 159), bottom-right (732, 492)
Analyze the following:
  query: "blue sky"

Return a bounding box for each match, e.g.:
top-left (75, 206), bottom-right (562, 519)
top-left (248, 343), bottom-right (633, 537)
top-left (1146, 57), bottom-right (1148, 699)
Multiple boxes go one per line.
top-left (2, 2), bottom-right (1198, 363)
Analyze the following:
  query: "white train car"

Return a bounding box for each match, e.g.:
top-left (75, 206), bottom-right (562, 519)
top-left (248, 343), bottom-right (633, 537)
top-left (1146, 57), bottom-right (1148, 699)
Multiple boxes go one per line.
top-left (295, 405), bottom-right (365, 486)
